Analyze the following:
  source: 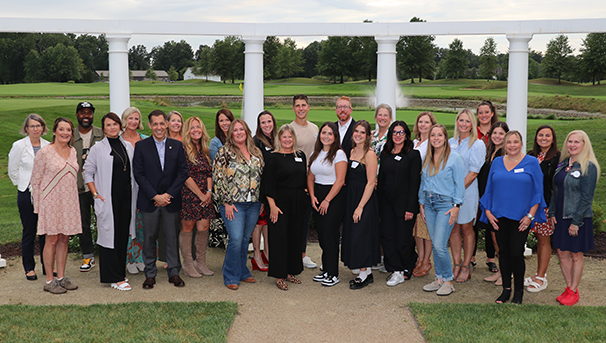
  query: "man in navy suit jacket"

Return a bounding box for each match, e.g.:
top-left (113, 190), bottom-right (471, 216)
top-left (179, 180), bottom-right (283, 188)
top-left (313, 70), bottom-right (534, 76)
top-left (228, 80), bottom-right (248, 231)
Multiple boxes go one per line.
top-left (334, 96), bottom-right (356, 157)
top-left (133, 110), bottom-right (188, 289)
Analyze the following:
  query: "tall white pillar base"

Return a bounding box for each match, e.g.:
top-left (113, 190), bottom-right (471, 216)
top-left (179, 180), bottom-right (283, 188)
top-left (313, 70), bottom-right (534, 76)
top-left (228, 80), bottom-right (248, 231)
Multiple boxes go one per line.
top-left (107, 34), bottom-right (132, 115)
top-left (242, 36), bottom-right (266, 133)
top-left (375, 36), bottom-right (399, 119)
top-left (506, 34), bottom-right (533, 149)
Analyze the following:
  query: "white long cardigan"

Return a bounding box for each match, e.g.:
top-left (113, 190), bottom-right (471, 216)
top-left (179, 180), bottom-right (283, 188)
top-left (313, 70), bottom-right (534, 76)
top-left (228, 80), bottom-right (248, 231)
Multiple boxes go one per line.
top-left (83, 137), bottom-right (138, 249)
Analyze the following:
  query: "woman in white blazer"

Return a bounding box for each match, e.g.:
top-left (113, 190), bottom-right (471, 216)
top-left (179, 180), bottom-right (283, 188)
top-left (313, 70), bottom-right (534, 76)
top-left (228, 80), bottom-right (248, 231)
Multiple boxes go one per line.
top-left (83, 112), bottom-right (138, 291)
top-left (8, 114), bottom-right (50, 281)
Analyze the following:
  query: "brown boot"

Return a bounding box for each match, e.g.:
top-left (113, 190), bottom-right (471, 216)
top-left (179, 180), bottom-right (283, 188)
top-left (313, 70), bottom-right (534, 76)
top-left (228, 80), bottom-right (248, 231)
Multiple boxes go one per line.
top-left (194, 230), bottom-right (214, 276)
top-left (179, 231), bottom-right (202, 278)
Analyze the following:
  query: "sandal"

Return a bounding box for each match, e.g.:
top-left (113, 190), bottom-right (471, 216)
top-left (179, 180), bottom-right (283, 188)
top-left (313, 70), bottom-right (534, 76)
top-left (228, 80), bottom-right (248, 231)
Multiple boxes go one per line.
top-left (452, 263), bottom-right (462, 279)
top-left (276, 279), bottom-right (288, 291)
top-left (286, 274), bottom-right (302, 284)
top-left (455, 265), bottom-right (471, 283)
top-left (484, 271), bottom-right (500, 282)
top-left (524, 273), bottom-right (538, 287)
top-left (495, 288), bottom-right (511, 304)
top-left (111, 282), bottom-right (132, 291)
top-left (527, 275), bottom-right (548, 293)
top-left (486, 261), bottom-right (498, 273)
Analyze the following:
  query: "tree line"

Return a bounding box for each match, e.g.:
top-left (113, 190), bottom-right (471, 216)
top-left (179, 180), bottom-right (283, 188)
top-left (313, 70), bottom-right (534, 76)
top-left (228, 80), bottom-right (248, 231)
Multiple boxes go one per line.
top-left (1, 19), bottom-right (605, 85)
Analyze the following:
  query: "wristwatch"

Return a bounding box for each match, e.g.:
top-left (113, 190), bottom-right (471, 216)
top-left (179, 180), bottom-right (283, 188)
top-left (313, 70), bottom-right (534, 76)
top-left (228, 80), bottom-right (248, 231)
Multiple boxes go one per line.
top-left (526, 213), bottom-right (535, 221)
top-left (454, 203), bottom-right (461, 208)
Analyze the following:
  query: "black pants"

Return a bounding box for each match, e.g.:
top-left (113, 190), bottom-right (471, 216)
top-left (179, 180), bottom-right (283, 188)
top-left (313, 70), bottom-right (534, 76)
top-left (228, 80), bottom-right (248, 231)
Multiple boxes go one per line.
top-left (268, 189), bottom-right (306, 279)
top-left (379, 194), bottom-right (417, 273)
top-left (99, 182), bottom-right (132, 283)
top-left (313, 184), bottom-right (345, 278)
top-left (495, 217), bottom-right (529, 291)
top-left (474, 222), bottom-right (496, 259)
top-left (301, 201), bottom-right (312, 254)
top-left (18, 190), bottom-right (45, 273)
top-left (78, 191), bottom-right (95, 259)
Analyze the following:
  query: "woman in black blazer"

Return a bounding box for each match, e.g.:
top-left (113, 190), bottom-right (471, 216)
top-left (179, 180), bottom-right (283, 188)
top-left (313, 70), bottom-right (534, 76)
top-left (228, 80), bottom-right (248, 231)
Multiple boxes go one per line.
top-left (377, 121), bottom-right (422, 286)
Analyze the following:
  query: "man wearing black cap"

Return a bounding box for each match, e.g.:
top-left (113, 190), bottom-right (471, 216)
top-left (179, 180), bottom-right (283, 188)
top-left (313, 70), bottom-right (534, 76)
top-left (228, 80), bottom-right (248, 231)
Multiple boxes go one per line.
top-left (73, 102), bottom-right (104, 272)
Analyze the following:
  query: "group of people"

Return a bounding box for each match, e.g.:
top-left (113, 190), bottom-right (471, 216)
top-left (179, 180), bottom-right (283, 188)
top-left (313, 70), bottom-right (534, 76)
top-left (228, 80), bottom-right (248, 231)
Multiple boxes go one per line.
top-left (9, 97), bottom-right (599, 306)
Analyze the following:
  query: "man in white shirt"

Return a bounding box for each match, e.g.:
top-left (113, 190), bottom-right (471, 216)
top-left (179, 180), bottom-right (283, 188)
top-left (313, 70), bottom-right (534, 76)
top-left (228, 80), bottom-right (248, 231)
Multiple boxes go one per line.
top-left (334, 96), bottom-right (356, 157)
top-left (290, 94), bottom-right (319, 269)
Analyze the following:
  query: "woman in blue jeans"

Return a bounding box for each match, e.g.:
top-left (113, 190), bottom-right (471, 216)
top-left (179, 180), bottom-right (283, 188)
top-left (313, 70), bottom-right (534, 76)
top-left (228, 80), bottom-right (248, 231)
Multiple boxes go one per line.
top-left (213, 119), bottom-right (264, 290)
top-left (419, 124), bottom-right (466, 296)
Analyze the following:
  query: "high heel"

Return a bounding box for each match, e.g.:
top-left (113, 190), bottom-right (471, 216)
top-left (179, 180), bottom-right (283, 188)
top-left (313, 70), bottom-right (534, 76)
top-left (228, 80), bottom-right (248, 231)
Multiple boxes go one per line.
top-left (455, 265), bottom-right (471, 282)
top-left (251, 257), bottom-right (268, 272)
top-left (496, 289), bottom-right (512, 304)
top-left (452, 263), bottom-right (462, 279)
top-left (262, 252), bottom-right (269, 265)
top-left (512, 290), bottom-right (524, 305)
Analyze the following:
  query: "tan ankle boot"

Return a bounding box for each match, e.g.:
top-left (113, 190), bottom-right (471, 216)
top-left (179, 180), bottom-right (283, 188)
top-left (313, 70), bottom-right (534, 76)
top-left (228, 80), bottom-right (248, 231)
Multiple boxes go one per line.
top-left (179, 231), bottom-right (202, 278)
top-left (194, 230), bottom-right (214, 276)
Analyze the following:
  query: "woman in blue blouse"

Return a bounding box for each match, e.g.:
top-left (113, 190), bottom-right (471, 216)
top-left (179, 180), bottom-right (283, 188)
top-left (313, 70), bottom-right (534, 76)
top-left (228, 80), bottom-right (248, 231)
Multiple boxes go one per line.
top-left (481, 131), bottom-right (546, 305)
top-left (549, 130), bottom-right (599, 306)
top-left (419, 124), bottom-right (465, 296)
top-left (209, 108), bottom-right (234, 161)
top-left (448, 109), bottom-right (486, 282)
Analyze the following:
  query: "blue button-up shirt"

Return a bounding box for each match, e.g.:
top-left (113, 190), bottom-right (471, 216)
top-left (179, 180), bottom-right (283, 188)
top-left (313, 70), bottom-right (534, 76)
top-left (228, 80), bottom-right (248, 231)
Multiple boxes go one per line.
top-left (418, 151), bottom-right (466, 206)
top-left (153, 136), bottom-right (167, 171)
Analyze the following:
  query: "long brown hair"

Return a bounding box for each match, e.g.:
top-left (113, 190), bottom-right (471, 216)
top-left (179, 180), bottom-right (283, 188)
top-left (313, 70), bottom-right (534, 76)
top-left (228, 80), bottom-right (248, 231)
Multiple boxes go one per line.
top-left (485, 121), bottom-right (509, 163)
top-left (423, 124), bottom-right (452, 177)
top-left (182, 116), bottom-right (211, 164)
top-left (254, 110), bottom-right (277, 148)
top-left (476, 100), bottom-right (498, 127)
top-left (224, 119), bottom-right (264, 166)
top-left (351, 120), bottom-right (372, 163)
top-left (413, 111), bottom-right (437, 141)
top-left (381, 120), bottom-right (413, 157)
top-left (214, 108), bottom-right (234, 144)
top-left (308, 121), bottom-right (341, 167)
top-left (528, 125), bottom-right (559, 161)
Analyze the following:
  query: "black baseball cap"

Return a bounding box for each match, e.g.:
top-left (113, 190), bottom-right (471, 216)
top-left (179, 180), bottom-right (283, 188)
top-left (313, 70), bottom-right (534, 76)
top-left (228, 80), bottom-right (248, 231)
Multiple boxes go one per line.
top-left (76, 102), bottom-right (95, 113)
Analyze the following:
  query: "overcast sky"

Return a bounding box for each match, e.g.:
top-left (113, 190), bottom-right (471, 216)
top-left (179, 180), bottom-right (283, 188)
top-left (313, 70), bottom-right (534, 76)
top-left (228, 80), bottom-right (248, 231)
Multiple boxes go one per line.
top-left (3, 1), bottom-right (606, 56)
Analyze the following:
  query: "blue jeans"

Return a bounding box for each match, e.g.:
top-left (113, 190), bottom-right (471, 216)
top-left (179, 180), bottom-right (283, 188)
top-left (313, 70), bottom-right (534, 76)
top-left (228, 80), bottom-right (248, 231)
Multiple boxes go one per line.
top-left (220, 202), bottom-right (262, 285)
top-left (424, 194), bottom-right (456, 282)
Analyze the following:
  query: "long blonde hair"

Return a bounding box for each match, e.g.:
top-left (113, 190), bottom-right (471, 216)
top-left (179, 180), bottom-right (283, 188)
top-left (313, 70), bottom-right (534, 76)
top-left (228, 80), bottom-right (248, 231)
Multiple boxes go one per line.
top-left (182, 117), bottom-right (211, 164)
top-left (560, 130), bottom-right (600, 178)
top-left (423, 124), bottom-right (452, 177)
top-left (453, 109), bottom-right (478, 149)
top-left (225, 119), bottom-right (264, 166)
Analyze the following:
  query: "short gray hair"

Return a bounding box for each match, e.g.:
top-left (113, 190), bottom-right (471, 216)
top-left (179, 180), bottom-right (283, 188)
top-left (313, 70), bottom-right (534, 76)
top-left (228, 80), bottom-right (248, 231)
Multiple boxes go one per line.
top-left (20, 113), bottom-right (48, 136)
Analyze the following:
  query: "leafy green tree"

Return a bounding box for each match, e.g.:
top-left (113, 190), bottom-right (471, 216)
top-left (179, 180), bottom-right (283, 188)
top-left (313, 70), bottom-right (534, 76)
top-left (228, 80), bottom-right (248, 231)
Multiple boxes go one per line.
top-left (580, 33), bottom-right (606, 85)
top-left (301, 41), bottom-right (321, 78)
top-left (145, 68), bottom-right (157, 81)
top-left (41, 43), bottom-right (83, 82)
top-left (442, 38), bottom-right (468, 79)
top-left (24, 50), bottom-right (43, 83)
top-left (129, 45), bottom-right (150, 70)
top-left (479, 37), bottom-right (498, 81)
top-left (542, 35), bottom-right (574, 84)
top-left (396, 17), bottom-right (435, 83)
top-left (352, 36), bottom-right (377, 82)
top-left (74, 34), bottom-right (108, 83)
top-left (317, 36), bottom-right (353, 83)
top-left (193, 45), bottom-right (213, 81)
top-left (167, 66), bottom-right (179, 81)
top-left (151, 40), bottom-right (194, 80)
top-left (274, 38), bottom-right (304, 79)
top-left (211, 36), bottom-right (244, 83)
top-left (263, 36), bottom-right (282, 80)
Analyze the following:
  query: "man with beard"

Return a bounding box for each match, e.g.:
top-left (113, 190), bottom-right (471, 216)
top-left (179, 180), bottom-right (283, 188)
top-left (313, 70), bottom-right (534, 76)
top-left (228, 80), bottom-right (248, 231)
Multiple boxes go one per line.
top-left (73, 102), bottom-right (104, 272)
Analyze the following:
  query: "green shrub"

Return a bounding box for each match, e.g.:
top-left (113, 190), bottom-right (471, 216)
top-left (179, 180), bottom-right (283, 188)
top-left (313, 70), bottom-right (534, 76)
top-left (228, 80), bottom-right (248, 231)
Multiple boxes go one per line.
top-left (593, 203), bottom-right (605, 233)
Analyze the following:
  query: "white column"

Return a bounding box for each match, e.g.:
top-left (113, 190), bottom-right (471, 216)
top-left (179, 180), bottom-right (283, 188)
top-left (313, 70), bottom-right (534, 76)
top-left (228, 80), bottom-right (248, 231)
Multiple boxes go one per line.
top-left (375, 36), bottom-right (399, 119)
top-left (506, 34), bottom-right (533, 149)
top-left (107, 34), bottom-right (131, 115)
top-left (242, 36), bottom-right (266, 133)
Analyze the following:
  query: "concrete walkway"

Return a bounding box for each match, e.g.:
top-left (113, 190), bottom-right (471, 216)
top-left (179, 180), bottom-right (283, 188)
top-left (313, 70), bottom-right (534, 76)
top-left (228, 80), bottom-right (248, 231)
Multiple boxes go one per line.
top-left (2, 243), bottom-right (606, 342)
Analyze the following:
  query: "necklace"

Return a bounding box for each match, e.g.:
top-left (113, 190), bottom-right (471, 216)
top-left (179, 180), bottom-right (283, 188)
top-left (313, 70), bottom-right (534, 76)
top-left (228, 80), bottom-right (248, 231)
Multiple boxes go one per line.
top-left (506, 153), bottom-right (522, 163)
top-left (111, 141), bottom-right (128, 172)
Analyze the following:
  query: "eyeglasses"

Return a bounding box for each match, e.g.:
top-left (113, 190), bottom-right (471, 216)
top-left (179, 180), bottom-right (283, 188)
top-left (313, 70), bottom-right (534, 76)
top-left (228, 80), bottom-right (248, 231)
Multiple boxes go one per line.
top-left (336, 105), bottom-right (351, 110)
top-left (28, 125), bottom-right (42, 129)
top-left (393, 130), bottom-right (406, 136)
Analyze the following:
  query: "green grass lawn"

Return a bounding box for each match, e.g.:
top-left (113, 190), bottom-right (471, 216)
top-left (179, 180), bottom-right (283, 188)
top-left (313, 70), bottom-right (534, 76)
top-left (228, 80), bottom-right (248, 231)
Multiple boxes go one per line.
top-left (0, 301), bottom-right (237, 342)
top-left (410, 302), bottom-right (606, 342)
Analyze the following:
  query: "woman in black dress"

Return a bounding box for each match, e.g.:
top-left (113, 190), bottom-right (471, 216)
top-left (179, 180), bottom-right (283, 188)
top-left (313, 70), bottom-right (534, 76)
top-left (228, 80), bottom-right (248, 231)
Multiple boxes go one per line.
top-left (377, 120), bottom-right (422, 286)
top-left (341, 120), bottom-right (380, 289)
top-left (263, 124), bottom-right (308, 290)
top-left (180, 116), bottom-right (215, 278)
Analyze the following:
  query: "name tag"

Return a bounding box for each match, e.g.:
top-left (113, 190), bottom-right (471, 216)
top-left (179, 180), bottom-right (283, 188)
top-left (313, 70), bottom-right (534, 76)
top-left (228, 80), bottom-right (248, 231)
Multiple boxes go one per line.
top-left (514, 168), bottom-right (524, 173)
top-left (265, 146), bottom-right (271, 151)
top-left (294, 157), bottom-right (303, 163)
top-left (351, 161), bottom-right (359, 168)
top-left (571, 170), bottom-right (581, 178)
top-left (394, 155), bottom-right (402, 161)
top-left (313, 134), bottom-right (318, 139)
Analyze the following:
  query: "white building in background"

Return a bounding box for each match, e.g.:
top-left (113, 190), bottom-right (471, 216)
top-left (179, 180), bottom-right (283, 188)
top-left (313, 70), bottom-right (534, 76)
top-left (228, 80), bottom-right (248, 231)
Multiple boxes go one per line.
top-left (183, 67), bottom-right (221, 82)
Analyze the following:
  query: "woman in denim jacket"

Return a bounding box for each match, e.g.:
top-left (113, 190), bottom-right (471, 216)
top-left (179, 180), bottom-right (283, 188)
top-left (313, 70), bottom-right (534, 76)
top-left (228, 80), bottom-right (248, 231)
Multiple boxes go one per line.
top-left (549, 130), bottom-right (600, 306)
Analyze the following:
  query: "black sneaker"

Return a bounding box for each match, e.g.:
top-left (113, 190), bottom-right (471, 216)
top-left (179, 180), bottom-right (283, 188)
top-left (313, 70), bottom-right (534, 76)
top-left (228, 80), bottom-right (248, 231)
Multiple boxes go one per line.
top-left (313, 271), bottom-right (328, 282)
top-left (403, 269), bottom-right (412, 280)
top-left (80, 257), bottom-right (95, 272)
top-left (321, 275), bottom-right (340, 287)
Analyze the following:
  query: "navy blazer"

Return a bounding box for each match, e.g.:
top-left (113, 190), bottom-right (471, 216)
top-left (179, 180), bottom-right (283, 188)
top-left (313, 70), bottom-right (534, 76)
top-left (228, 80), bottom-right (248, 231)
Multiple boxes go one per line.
top-left (133, 136), bottom-right (188, 213)
top-left (335, 119), bottom-right (356, 158)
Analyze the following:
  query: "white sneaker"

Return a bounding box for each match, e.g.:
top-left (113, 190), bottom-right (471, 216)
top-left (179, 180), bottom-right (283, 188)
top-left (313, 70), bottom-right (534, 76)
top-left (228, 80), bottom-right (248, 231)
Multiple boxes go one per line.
top-left (126, 263), bottom-right (139, 275)
top-left (321, 275), bottom-right (340, 287)
top-left (313, 271), bottom-right (328, 282)
top-left (386, 271), bottom-right (405, 286)
top-left (303, 256), bottom-right (318, 269)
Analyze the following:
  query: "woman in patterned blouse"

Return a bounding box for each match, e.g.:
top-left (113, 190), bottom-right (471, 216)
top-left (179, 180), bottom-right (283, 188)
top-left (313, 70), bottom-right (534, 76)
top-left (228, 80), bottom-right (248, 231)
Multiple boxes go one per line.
top-left (213, 119), bottom-right (265, 290)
